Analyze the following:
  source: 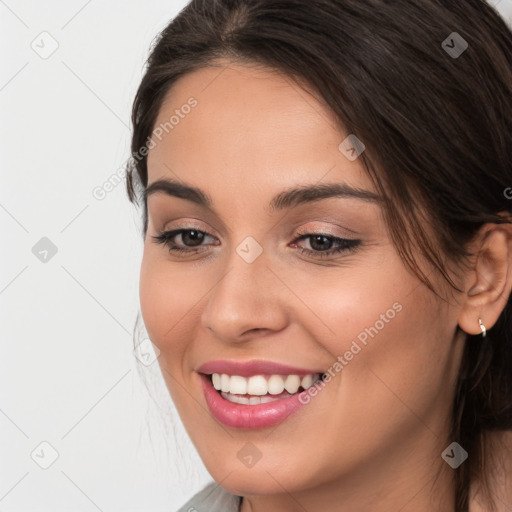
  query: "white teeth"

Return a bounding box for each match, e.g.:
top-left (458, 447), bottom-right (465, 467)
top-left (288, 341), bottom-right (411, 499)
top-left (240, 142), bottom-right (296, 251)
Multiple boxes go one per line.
top-left (224, 393), bottom-right (247, 405)
top-left (229, 375), bottom-right (247, 395)
top-left (267, 375), bottom-right (285, 395)
top-left (212, 373), bottom-right (221, 390)
top-left (284, 375), bottom-right (301, 394)
top-left (247, 375), bottom-right (268, 395)
top-left (210, 372), bottom-right (321, 397)
top-left (300, 374), bottom-right (314, 390)
top-left (220, 374), bottom-right (230, 392)
top-left (222, 392), bottom-right (290, 405)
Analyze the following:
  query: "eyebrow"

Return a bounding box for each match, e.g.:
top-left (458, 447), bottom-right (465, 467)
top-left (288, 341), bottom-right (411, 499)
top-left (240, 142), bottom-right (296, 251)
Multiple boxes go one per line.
top-left (144, 178), bottom-right (381, 212)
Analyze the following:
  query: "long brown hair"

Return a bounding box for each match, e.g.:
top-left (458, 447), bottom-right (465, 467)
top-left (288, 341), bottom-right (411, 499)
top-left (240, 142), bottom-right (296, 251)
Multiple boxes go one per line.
top-left (125, 1), bottom-right (512, 510)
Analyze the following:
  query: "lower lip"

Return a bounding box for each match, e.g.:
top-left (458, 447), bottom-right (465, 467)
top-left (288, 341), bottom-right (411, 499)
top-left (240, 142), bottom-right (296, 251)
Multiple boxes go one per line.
top-left (200, 373), bottom-right (310, 429)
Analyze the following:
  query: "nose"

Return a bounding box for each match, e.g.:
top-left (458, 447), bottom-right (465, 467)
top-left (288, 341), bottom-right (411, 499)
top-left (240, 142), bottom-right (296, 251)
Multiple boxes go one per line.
top-left (200, 247), bottom-right (289, 343)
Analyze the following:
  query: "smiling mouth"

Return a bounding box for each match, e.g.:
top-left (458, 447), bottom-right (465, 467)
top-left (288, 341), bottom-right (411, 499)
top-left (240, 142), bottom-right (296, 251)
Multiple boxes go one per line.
top-left (206, 372), bottom-right (326, 405)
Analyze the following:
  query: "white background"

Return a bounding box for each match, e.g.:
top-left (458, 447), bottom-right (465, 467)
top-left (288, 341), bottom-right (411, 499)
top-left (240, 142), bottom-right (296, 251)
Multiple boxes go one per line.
top-left (1, 1), bottom-right (511, 511)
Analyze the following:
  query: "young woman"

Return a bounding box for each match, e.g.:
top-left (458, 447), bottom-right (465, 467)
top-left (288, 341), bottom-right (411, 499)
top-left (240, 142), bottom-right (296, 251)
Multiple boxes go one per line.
top-left (125, 1), bottom-right (512, 511)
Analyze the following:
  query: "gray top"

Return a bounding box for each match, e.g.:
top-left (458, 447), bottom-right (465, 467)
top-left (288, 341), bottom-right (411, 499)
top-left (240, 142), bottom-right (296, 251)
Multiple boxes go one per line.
top-left (176, 482), bottom-right (242, 512)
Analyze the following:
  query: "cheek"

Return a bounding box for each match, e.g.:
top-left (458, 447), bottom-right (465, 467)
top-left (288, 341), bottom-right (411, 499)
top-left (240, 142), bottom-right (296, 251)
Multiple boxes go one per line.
top-left (139, 250), bottom-right (201, 358)
top-left (292, 263), bottom-right (454, 427)
top-left (138, 252), bottom-right (205, 418)
top-left (320, 282), bottom-right (455, 451)
top-left (282, 260), bottom-right (407, 354)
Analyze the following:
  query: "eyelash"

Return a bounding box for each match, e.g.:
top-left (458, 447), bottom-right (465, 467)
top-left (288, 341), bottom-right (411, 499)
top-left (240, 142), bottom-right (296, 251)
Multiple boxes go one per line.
top-left (151, 228), bottom-right (361, 260)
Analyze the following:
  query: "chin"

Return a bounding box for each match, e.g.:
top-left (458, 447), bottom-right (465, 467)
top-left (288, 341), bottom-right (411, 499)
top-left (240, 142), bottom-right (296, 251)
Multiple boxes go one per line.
top-left (206, 459), bottom-right (315, 496)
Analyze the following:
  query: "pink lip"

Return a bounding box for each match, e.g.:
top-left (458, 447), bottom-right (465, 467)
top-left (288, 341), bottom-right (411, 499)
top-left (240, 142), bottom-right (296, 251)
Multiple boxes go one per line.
top-left (200, 373), bottom-right (311, 429)
top-left (197, 359), bottom-right (322, 377)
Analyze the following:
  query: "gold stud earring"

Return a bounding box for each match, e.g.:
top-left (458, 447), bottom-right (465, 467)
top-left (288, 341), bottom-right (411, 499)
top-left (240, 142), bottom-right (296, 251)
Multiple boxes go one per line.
top-left (478, 318), bottom-right (487, 338)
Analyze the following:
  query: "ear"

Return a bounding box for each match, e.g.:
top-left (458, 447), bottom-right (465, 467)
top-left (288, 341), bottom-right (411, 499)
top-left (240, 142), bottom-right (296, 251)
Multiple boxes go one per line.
top-left (458, 220), bottom-right (512, 336)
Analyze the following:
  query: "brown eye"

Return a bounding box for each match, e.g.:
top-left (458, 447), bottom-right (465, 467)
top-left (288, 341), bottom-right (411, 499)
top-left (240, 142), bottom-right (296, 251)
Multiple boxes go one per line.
top-left (291, 233), bottom-right (361, 259)
top-left (309, 235), bottom-right (335, 251)
top-left (152, 228), bottom-right (216, 254)
top-left (179, 230), bottom-right (206, 247)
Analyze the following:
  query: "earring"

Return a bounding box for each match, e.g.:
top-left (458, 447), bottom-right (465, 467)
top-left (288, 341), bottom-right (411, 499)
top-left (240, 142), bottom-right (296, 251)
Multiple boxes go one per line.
top-left (478, 318), bottom-right (487, 338)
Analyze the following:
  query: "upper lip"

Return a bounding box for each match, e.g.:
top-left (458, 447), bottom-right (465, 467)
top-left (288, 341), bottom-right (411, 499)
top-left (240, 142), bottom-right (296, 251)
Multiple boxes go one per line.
top-left (197, 359), bottom-right (324, 377)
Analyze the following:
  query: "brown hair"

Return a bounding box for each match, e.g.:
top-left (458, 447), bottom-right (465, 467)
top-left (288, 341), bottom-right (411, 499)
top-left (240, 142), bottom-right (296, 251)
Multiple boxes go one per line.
top-left (125, 1), bottom-right (512, 510)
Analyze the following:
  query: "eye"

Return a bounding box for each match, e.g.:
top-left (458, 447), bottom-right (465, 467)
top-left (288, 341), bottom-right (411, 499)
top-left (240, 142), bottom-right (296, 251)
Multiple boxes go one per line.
top-left (290, 233), bottom-right (361, 259)
top-left (152, 228), bottom-right (361, 260)
top-left (152, 228), bottom-right (217, 254)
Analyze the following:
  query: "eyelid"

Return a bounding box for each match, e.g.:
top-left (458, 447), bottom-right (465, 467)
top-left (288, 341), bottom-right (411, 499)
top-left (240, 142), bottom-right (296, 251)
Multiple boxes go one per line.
top-left (293, 223), bottom-right (358, 240)
top-left (156, 224), bottom-right (354, 245)
top-left (152, 225), bottom-right (362, 261)
top-left (160, 218), bottom-right (212, 234)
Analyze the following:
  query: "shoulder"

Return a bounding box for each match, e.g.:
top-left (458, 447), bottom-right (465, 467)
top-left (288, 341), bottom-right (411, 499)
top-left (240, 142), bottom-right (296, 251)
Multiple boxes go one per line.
top-left (176, 481), bottom-right (242, 512)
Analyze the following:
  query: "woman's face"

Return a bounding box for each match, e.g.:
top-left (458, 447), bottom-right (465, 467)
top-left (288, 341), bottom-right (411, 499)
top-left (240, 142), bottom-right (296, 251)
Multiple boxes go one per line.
top-left (140, 62), bottom-right (465, 502)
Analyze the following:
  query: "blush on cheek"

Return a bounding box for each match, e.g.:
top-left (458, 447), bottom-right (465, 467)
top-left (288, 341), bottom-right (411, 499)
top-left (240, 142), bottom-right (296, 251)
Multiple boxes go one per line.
top-left (139, 273), bottom-right (172, 343)
top-left (139, 268), bottom-right (200, 355)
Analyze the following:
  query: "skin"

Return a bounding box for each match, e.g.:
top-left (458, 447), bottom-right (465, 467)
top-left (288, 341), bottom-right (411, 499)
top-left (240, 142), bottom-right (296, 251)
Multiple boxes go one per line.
top-left (138, 61), bottom-right (512, 512)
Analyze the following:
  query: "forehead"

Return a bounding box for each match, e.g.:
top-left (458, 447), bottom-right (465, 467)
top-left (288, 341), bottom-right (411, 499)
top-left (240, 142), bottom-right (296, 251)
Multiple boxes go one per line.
top-left (147, 61), bottom-right (373, 196)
